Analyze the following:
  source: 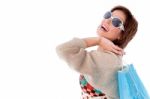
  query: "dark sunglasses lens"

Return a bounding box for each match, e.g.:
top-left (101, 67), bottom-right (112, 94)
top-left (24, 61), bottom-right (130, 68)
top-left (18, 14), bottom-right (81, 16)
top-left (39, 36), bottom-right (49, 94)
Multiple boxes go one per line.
top-left (104, 12), bottom-right (111, 19)
top-left (112, 18), bottom-right (121, 27)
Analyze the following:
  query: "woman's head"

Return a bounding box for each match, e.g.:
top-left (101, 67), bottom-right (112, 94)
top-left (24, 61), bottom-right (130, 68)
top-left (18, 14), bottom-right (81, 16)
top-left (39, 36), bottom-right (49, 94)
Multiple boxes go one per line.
top-left (97, 5), bottom-right (138, 49)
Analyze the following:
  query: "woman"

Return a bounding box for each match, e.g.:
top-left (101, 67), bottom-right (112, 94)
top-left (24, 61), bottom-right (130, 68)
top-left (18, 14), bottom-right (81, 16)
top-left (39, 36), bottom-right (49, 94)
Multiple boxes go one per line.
top-left (56, 5), bottom-right (138, 99)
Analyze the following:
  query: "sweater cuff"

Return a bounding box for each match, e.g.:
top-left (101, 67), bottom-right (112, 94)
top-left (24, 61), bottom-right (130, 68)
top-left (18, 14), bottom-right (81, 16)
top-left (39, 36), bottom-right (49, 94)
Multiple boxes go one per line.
top-left (72, 37), bottom-right (87, 48)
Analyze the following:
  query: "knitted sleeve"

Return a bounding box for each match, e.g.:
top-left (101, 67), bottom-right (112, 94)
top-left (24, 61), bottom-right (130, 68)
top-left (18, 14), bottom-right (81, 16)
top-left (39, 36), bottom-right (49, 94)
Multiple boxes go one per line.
top-left (56, 37), bottom-right (122, 75)
top-left (56, 37), bottom-right (96, 75)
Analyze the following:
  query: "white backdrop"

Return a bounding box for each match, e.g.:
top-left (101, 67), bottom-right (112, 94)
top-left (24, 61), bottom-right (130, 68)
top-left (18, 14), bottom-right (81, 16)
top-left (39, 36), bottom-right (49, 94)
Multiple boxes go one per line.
top-left (0, 0), bottom-right (150, 99)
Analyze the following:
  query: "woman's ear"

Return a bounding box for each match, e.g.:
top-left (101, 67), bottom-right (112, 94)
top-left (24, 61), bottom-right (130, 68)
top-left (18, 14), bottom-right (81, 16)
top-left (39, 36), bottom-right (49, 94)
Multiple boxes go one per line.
top-left (117, 36), bottom-right (120, 40)
top-left (117, 32), bottom-right (122, 40)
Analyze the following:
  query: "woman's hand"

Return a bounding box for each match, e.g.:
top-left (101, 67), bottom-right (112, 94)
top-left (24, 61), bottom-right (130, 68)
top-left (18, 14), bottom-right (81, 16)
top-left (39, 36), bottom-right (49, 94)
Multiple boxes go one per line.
top-left (98, 37), bottom-right (125, 56)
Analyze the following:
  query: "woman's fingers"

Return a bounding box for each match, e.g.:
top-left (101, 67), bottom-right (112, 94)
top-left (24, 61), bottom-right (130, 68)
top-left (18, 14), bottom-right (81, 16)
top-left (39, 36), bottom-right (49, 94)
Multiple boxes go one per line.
top-left (113, 45), bottom-right (122, 51)
top-left (112, 45), bottom-right (125, 55)
top-left (112, 48), bottom-right (122, 55)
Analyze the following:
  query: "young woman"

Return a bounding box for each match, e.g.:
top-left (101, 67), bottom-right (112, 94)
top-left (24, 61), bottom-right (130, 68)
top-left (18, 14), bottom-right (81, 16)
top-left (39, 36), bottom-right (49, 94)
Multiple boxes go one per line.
top-left (56, 5), bottom-right (138, 99)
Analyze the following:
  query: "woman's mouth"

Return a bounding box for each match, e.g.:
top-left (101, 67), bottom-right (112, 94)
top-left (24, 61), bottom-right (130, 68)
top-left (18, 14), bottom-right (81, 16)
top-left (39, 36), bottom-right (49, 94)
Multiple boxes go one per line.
top-left (100, 25), bottom-right (109, 32)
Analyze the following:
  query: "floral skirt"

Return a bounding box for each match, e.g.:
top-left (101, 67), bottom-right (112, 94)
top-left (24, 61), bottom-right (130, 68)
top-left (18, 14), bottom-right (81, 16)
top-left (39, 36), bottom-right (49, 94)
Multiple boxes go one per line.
top-left (80, 75), bottom-right (107, 99)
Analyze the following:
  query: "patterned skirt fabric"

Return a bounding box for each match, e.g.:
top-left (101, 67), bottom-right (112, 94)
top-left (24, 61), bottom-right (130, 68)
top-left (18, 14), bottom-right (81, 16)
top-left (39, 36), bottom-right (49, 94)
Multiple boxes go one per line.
top-left (80, 75), bottom-right (107, 99)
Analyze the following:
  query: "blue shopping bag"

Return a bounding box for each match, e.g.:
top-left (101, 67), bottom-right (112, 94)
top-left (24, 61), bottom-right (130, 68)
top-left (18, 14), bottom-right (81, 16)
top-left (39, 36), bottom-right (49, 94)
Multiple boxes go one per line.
top-left (117, 64), bottom-right (150, 99)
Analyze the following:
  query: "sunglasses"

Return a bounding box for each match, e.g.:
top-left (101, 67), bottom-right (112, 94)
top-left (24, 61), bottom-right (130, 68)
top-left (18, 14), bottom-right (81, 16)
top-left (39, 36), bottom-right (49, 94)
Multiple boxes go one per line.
top-left (104, 11), bottom-right (124, 31)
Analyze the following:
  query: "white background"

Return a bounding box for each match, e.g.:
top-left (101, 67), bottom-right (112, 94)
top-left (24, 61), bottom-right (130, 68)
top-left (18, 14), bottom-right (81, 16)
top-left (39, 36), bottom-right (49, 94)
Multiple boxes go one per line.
top-left (0, 0), bottom-right (150, 99)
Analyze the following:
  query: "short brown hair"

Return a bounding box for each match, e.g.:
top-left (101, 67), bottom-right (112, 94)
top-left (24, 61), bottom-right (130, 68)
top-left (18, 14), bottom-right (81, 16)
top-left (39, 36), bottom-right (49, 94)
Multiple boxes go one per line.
top-left (111, 5), bottom-right (138, 49)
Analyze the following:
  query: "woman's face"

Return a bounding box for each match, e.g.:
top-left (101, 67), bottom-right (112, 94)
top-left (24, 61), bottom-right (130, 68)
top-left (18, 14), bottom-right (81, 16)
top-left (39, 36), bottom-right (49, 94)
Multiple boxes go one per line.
top-left (97, 10), bottom-right (126, 41)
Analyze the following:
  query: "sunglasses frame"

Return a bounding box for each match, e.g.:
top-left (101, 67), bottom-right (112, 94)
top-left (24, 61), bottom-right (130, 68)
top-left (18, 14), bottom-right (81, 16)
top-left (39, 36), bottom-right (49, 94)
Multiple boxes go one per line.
top-left (104, 11), bottom-right (125, 31)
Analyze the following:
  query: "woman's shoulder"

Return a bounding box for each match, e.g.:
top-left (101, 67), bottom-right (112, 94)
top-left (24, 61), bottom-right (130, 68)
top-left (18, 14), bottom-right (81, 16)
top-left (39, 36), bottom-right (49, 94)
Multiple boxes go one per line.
top-left (90, 48), bottom-right (123, 63)
top-left (92, 47), bottom-right (122, 58)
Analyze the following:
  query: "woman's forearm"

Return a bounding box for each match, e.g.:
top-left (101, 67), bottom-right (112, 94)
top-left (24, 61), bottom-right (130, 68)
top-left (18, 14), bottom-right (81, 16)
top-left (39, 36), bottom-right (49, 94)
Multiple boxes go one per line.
top-left (83, 37), bottom-right (100, 48)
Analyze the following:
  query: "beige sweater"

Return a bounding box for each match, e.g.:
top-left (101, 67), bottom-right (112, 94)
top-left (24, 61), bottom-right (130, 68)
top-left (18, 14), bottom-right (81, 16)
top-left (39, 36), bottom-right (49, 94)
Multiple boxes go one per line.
top-left (56, 37), bottom-right (123, 99)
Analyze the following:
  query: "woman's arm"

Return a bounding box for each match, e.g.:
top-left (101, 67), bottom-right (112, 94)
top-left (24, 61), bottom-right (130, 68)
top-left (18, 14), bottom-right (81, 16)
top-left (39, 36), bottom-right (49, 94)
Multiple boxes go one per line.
top-left (56, 37), bottom-right (124, 75)
top-left (83, 37), bottom-right (124, 55)
top-left (83, 37), bottom-right (99, 47)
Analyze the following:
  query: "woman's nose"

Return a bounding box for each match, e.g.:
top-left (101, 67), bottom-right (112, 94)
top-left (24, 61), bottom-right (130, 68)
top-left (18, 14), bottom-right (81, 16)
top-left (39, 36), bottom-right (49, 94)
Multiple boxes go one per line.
top-left (104, 19), bottom-right (111, 25)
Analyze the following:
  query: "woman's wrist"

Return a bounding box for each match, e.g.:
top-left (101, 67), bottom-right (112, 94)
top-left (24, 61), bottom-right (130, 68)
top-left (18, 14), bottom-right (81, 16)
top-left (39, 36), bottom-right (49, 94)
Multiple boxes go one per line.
top-left (83, 37), bottom-right (99, 47)
top-left (97, 36), bottom-right (102, 45)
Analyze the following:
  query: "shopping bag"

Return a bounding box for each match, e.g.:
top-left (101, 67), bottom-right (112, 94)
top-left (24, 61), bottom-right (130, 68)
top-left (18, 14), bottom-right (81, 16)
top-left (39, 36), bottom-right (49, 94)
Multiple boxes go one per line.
top-left (117, 64), bottom-right (150, 99)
